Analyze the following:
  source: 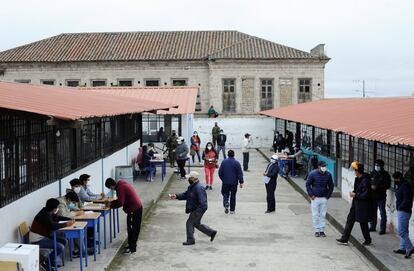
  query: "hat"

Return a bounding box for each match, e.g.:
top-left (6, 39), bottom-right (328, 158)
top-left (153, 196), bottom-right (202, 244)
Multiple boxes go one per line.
top-left (318, 161), bottom-right (327, 167)
top-left (185, 171), bottom-right (199, 179)
top-left (245, 133), bottom-right (251, 137)
top-left (176, 136), bottom-right (184, 143)
top-left (271, 154), bottom-right (279, 160)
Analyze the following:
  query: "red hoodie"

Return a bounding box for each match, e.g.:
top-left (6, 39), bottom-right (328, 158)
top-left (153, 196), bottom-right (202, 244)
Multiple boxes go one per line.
top-left (110, 180), bottom-right (142, 213)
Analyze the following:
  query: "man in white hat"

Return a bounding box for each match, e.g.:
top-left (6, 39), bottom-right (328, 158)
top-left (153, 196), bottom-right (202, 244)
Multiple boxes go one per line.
top-left (170, 171), bottom-right (217, 245)
top-left (263, 154), bottom-right (280, 213)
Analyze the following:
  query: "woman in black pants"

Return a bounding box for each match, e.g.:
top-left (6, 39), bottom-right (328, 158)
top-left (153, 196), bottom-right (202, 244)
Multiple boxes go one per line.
top-left (263, 154), bottom-right (280, 213)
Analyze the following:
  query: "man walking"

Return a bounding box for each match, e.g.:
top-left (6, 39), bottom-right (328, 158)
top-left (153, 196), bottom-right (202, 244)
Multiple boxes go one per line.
top-left (105, 178), bottom-right (143, 254)
top-left (306, 161), bottom-right (334, 237)
top-left (170, 171), bottom-right (217, 245)
top-left (392, 172), bottom-right (414, 258)
top-left (166, 130), bottom-right (178, 168)
top-left (219, 150), bottom-right (244, 214)
top-left (369, 159), bottom-right (391, 234)
top-left (212, 122), bottom-right (221, 147)
top-left (216, 129), bottom-right (227, 160)
top-left (336, 162), bottom-right (375, 246)
top-left (242, 133), bottom-right (252, 171)
top-left (175, 137), bottom-right (189, 180)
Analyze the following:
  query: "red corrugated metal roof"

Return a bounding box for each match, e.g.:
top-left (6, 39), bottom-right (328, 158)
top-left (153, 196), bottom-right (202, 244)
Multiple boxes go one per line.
top-left (260, 98), bottom-right (414, 146)
top-left (0, 81), bottom-right (176, 120)
top-left (84, 86), bottom-right (198, 114)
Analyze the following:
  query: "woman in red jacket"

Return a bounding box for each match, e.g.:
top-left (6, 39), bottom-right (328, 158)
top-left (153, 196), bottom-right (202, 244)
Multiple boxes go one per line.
top-left (190, 131), bottom-right (201, 164)
top-left (202, 142), bottom-right (217, 190)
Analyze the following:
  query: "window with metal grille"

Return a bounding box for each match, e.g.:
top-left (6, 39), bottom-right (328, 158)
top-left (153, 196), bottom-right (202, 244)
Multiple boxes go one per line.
top-left (275, 119), bottom-right (286, 137)
top-left (91, 80), bottom-right (107, 87)
top-left (41, 80), bottom-right (55, 85)
top-left (141, 114), bottom-right (181, 143)
top-left (298, 78), bottom-right (312, 103)
top-left (66, 80), bottom-right (80, 87)
top-left (14, 79), bottom-right (31, 84)
top-left (117, 80), bottom-right (133, 87)
top-left (222, 79), bottom-right (236, 113)
top-left (172, 79), bottom-right (187, 86)
top-left (260, 79), bottom-right (273, 110)
top-left (145, 79), bottom-right (160, 87)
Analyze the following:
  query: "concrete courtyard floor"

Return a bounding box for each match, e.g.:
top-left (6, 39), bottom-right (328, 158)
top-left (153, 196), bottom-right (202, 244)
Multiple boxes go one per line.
top-left (108, 150), bottom-right (377, 271)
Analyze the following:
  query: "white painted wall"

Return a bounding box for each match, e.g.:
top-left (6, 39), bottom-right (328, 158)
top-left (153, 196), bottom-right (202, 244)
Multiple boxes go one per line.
top-left (193, 116), bottom-right (275, 151)
top-left (340, 167), bottom-right (414, 240)
top-left (181, 114), bottom-right (193, 146)
top-left (0, 140), bottom-right (139, 246)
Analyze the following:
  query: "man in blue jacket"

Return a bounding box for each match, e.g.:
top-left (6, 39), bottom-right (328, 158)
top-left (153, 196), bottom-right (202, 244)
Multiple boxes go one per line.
top-left (170, 171), bottom-right (217, 246)
top-left (392, 172), bottom-right (414, 258)
top-left (306, 161), bottom-right (334, 237)
top-left (219, 150), bottom-right (244, 214)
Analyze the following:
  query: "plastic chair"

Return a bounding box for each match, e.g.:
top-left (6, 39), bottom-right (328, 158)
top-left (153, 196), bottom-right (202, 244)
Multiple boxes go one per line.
top-left (18, 222), bottom-right (55, 271)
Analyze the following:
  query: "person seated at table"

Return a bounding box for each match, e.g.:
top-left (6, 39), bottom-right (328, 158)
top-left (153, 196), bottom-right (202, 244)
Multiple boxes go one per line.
top-left (141, 145), bottom-right (156, 181)
top-left (68, 178), bottom-right (83, 210)
top-left (30, 198), bottom-right (74, 268)
top-left (286, 145), bottom-right (304, 177)
top-left (147, 143), bottom-right (158, 157)
top-left (56, 191), bottom-right (84, 219)
top-left (78, 174), bottom-right (105, 205)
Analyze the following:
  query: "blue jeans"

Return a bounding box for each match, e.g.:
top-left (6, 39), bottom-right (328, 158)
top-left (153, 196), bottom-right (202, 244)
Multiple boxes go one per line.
top-left (369, 199), bottom-right (387, 232)
top-left (243, 152), bottom-right (249, 171)
top-left (397, 211), bottom-right (414, 252)
top-left (311, 197), bottom-right (328, 232)
top-left (217, 145), bottom-right (226, 160)
top-left (33, 236), bottom-right (66, 264)
top-left (221, 184), bottom-right (238, 211)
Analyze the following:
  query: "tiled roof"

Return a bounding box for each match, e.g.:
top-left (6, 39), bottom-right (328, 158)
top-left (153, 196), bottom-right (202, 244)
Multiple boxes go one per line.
top-left (84, 86), bottom-right (198, 115)
top-left (0, 31), bottom-right (319, 63)
top-left (0, 81), bottom-right (176, 120)
top-left (260, 98), bottom-right (414, 147)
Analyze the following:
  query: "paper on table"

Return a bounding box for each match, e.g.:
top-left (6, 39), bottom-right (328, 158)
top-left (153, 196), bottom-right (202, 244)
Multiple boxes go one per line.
top-left (58, 221), bottom-right (67, 224)
top-left (84, 211), bottom-right (94, 214)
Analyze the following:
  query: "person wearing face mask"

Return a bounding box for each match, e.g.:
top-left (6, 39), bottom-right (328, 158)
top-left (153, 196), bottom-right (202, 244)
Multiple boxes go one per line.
top-left (69, 178), bottom-right (83, 209)
top-left (175, 137), bottom-right (190, 180)
top-left (337, 162), bottom-right (375, 246)
top-left (30, 198), bottom-right (74, 267)
top-left (202, 142), bottom-right (218, 190)
top-left (190, 131), bottom-right (202, 164)
top-left (56, 191), bottom-right (84, 218)
top-left (78, 173), bottom-right (105, 205)
top-left (368, 159), bottom-right (391, 234)
top-left (170, 171), bottom-right (217, 246)
top-left (392, 171), bottom-right (414, 259)
top-left (166, 130), bottom-right (178, 168)
top-left (211, 122), bottom-right (221, 147)
top-left (263, 155), bottom-right (280, 213)
top-left (306, 161), bottom-right (334, 237)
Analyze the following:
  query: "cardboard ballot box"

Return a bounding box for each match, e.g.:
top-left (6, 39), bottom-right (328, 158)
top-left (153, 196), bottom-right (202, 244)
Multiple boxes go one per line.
top-left (0, 243), bottom-right (39, 271)
top-left (0, 261), bottom-right (23, 271)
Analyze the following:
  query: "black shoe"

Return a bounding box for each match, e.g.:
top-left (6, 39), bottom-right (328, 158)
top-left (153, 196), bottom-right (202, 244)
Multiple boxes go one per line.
top-left (362, 240), bottom-right (372, 246)
top-left (405, 249), bottom-right (414, 259)
top-left (393, 249), bottom-right (406, 255)
top-left (336, 238), bottom-right (348, 245)
top-left (319, 232), bottom-right (326, 238)
top-left (368, 228), bottom-right (376, 232)
top-left (209, 186), bottom-right (212, 190)
top-left (314, 232), bottom-right (320, 237)
top-left (379, 230), bottom-right (386, 235)
top-left (205, 185), bottom-right (209, 190)
top-left (210, 231), bottom-right (217, 242)
top-left (182, 241), bottom-right (195, 246)
top-left (265, 210), bottom-right (275, 214)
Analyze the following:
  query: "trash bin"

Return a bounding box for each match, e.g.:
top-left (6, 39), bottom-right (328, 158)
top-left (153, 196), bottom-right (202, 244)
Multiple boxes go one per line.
top-left (115, 165), bottom-right (133, 184)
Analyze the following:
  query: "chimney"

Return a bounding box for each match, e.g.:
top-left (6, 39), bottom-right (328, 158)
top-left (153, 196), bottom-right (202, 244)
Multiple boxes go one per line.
top-left (310, 44), bottom-right (326, 58)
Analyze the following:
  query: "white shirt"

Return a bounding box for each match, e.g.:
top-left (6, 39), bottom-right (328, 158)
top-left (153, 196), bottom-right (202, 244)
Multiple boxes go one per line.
top-left (242, 137), bottom-right (251, 153)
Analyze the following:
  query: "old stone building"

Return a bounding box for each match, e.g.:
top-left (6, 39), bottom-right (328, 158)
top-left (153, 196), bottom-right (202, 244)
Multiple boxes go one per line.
top-left (0, 31), bottom-right (329, 115)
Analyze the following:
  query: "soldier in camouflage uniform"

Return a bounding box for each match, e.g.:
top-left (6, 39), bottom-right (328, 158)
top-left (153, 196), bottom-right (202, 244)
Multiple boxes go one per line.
top-left (166, 130), bottom-right (178, 168)
top-left (211, 122), bottom-right (221, 148)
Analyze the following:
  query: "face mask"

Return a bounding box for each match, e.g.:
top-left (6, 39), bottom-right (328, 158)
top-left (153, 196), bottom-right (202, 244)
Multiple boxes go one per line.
top-left (54, 209), bottom-right (59, 215)
top-left (320, 167), bottom-right (327, 173)
top-left (68, 202), bottom-right (75, 209)
top-left (207, 146), bottom-right (212, 150)
top-left (374, 166), bottom-right (381, 172)
top-left (74, 187), bottom-right (81, 194)
top-left (194, 133), bottom-right (197, 136)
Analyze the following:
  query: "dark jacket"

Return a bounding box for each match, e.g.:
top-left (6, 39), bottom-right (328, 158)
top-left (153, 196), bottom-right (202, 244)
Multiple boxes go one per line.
top-left (218, 157), bottom-right (244, 185)
top-left (175, 143), bottom-right (189, 160)
top-left (176, 181), bottom-right (208, 213)
top-left (395, 179), bottom-right (413, 214)
top-left (30, 208), bottom-right (71, 239)
top-left (265, 163), bottom-right (279, 182)
top-left (352, 173), bottom-right (376, 223)
top-left (306, 169), bottom-right (334, 199)
top-left (370, 169), bottom-right (391, 200)
top-left (276, 137), bottom-right (286, 152)
top-left (285, 131), bottom-right (294, 147)
top-left (110, 180), bottom-right (142, 213)
top-left (217, 134), bottom-right (227, 146)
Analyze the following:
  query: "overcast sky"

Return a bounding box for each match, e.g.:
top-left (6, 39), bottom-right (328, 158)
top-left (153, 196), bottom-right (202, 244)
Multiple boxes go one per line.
top-left (1, 0), bottom-right (413, 97)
